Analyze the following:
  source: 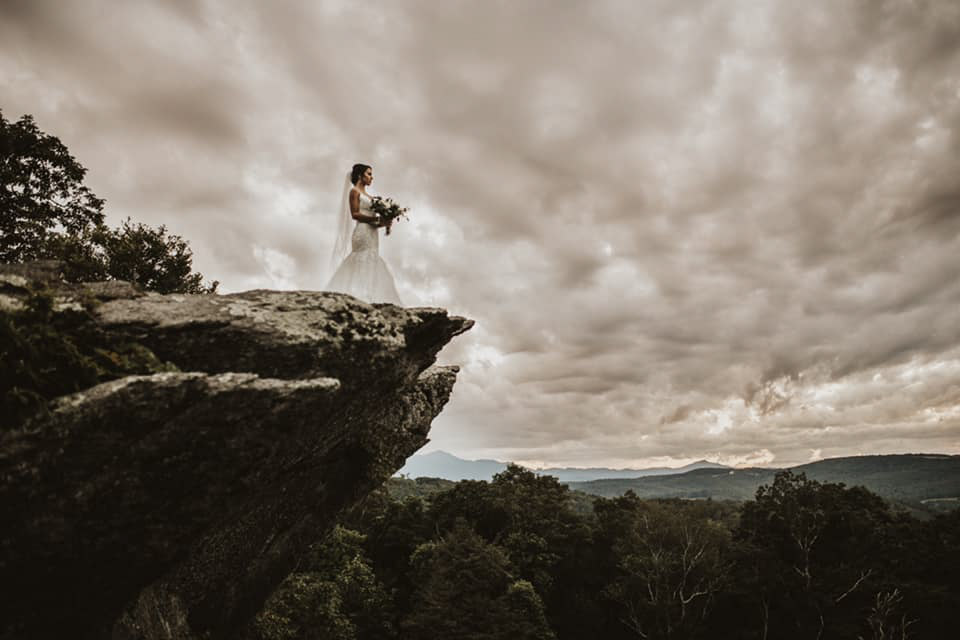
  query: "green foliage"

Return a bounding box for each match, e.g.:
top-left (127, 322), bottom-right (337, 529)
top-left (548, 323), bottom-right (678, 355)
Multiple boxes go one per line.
top-left (567, 456), bottom-right (960, 516)
top-left (384, 476), bottom-right (456, 501)
top-left (255, 575), bottom-right (355, 640)
top-left (0, 286), bottom-right (175, 429)
top-left (1, 110), bottom-right (217, 294)
top-left (734, 471), bottom-right (897, 639)
top-left (0, 111), bottom-right (105, 263)
top-left (401, 520), bottom-right (555, 640)
top-left (876, 508), bottom-right (960, 639)
top-left (96, 217), bottom-right (217, 294)
top-left (859, 589), bottom-right (916, 640)
top-left (263, 468), bottom-right (959, 640)
top-left (503, 580), bottom-right (556, 640)
top-left (253, 526), bottom-right (395, 640)
top-left (342, 486), bottom-right (433, 603)
top-left (596, 495), bottom-right (732, 639)
top-left (425, 465), bottom-right (589, 602)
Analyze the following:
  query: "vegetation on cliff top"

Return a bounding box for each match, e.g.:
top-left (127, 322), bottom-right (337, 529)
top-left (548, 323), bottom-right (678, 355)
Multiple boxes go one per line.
top-left (1, 110), bottom-right (215, 429)
top-left (0, 286), bottom-right (176, 429)
top-left (1, 109), bottom-right (217, 293)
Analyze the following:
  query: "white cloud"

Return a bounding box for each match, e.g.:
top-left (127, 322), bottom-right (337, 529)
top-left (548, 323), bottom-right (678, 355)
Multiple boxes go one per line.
top-left (251, 245), bottom-right (298, 290)
top-left (3, 0), bottom-right (959, 467)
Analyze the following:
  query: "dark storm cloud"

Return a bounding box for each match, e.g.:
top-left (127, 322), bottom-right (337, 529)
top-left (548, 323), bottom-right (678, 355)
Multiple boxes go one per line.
top-left (3, 0), bottom-right (959, 467)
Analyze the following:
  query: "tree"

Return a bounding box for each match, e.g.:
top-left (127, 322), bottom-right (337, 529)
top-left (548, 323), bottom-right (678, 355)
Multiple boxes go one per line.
top-left (253, 526), bottom-right (395, 640)
top-left (595, 494), bottom-right (732, 640)
top-left (859, 589), bottom-right (915, 640)
top-left (97, 218), bottom-right (217, 294)
top-left (1, 111), bottom-right (105, 263)
top-left (401, 520), bottom-right (555, 640)
top-left (735, 472), bottom-right (896, 640)
top-left (1, 111), bottom-right (217, 293)
top-left (879, 508), bottom-right (960, 639)
top-left (345, 490), bottom-right (433, 616)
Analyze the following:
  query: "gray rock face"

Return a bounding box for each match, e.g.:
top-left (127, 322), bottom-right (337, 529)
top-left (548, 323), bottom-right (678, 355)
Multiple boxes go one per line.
top-left (0, 268), bottom-right (472, 640)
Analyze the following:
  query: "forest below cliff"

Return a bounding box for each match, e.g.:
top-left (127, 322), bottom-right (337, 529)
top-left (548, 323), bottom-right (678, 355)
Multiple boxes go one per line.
top-left (254, 466), bottom-right (960, 640)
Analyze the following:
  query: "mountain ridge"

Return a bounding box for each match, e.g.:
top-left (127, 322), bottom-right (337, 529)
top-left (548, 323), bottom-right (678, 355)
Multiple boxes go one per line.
top-left (398, 449), bottom-right (729, 482)
top-left (565, 453), bottom-right (960, 515)
top-left (397, 451), bottom-right (960, 515)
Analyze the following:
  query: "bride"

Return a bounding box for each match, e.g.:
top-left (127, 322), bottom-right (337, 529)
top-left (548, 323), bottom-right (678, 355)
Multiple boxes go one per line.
top-left (326, 163), bottom-right (403, 305)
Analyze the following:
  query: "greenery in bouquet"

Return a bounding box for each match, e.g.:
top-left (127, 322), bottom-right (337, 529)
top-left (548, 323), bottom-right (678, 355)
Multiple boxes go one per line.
top-left (370, 196), bottom-right (409, 234)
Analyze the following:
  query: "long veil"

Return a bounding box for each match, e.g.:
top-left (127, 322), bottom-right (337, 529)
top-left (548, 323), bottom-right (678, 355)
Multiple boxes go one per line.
top-left (328, 170), bottom-right (354, 277)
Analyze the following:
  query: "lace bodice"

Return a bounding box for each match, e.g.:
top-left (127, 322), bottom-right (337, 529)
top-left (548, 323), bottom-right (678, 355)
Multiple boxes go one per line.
top-left (350, 188), bottom-right (379, 252)
top-left (354, 188), bottom-right (374, 214)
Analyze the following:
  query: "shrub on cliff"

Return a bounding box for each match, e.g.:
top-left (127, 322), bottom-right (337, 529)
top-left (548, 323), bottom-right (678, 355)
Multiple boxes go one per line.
top-left (1, 110), bottom-right (216, 293)
top-left (0, 286), bottom-right (174, 429)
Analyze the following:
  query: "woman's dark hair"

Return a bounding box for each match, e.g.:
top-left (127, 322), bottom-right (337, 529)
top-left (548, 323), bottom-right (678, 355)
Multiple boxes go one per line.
top-left (351, 163), bottom-right (371, 185)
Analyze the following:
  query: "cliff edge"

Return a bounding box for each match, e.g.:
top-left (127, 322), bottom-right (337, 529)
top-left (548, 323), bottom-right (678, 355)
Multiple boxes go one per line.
top-left (0, 262), bottom-right (473, 639)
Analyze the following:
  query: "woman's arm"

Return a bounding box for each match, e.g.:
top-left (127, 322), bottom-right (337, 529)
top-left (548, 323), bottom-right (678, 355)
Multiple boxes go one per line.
top-left (349, 190), bottom-right (381, 225)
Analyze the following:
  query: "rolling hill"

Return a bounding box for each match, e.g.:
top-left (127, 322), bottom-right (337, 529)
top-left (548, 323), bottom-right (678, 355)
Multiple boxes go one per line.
top-left (564, 454), bottom-right (960, 513)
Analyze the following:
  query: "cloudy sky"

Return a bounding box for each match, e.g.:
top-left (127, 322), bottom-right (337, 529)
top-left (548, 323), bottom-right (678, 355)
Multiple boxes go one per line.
top-left (3, 0), bottom-right (959, 468)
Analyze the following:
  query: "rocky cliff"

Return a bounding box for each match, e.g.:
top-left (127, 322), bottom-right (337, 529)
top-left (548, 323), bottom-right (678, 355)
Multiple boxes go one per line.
top-left (0, 262), bottom-right (473, 639)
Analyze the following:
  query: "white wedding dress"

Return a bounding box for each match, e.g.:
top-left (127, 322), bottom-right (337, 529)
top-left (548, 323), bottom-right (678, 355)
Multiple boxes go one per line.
top-left (326, 187), bottom-right (403, 305)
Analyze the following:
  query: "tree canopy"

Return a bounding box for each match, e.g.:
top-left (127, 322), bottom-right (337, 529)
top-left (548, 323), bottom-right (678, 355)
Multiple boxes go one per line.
top-left (0, 110), bottom-right (216, 293)
top-left (260, 467), bottom-right (959, 640)
top-left (0, 112), bottom-right (104, 264)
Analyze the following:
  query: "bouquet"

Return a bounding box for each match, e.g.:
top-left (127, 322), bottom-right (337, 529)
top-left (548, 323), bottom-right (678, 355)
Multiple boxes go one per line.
top-left (370, 196), bottom-right (409, 235)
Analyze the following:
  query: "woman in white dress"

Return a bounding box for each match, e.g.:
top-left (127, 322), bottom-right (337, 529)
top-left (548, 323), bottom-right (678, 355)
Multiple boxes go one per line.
top-left (326, 163), bottom-right (403, 305)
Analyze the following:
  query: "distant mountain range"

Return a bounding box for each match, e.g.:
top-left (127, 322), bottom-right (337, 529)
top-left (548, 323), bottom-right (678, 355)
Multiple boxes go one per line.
top-left (397, 450), bottom-right (728, 483)
top-left (397, 451), bottom-right (960, 515)
top-left (564, 453), bottom-right (960, 513)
